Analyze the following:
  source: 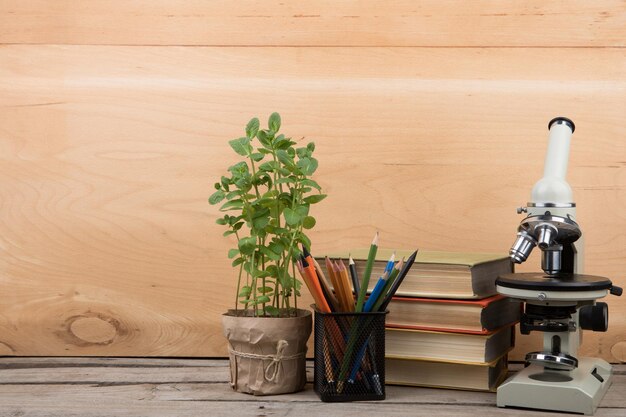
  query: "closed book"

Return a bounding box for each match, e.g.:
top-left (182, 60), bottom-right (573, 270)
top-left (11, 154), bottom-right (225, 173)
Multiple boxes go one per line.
top-left (385, 354), bottom-right (509, 392)
top-left (386, 294), bottom-right (521, 334)
top-left (385, 325), bottom-right (514, 364)
top-left (322, 249), bottom-right (512, 299)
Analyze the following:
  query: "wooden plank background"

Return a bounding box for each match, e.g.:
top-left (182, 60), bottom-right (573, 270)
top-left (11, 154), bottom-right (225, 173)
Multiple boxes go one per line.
top-left (0, 2), bottom-right (625, 362)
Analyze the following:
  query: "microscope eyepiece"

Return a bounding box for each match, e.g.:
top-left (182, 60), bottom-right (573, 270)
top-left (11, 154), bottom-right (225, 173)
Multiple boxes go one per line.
top-left (548, 116), bottom-right (575, 133)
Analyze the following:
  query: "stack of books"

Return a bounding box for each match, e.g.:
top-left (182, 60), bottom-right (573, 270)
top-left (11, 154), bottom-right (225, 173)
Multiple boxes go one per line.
top-left (325, 249), bottom-right (520, 391)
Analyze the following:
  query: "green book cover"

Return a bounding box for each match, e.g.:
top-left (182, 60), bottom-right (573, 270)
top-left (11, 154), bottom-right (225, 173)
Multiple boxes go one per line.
top-left (325, 248), bottom-right (509, 268)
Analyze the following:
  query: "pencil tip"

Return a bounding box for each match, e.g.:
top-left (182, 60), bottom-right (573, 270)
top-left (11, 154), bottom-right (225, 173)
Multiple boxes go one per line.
top-left (390, 251), bottom-right (396, 261)
top-left (349, 255), bottom-right (355, 265)
top-left (372, 231), bottom-right (379, 245)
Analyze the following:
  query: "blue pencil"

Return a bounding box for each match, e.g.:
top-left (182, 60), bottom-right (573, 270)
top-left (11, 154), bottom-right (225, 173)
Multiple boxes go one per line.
top-left (363, 277), bottom-right (387, 313)
top-left (383, 251), bottom-right (396, 275)
top-left (349, 275), bottom-right (388, 383)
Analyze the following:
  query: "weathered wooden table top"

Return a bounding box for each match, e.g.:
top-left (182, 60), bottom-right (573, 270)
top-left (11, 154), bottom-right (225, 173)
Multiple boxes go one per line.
top-left (0, 358), bottom-right (623, 416)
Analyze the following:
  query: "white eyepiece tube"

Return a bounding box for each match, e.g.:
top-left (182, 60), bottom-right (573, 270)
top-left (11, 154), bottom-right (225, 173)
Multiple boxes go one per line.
top-left (531, 117), bottom-right (576, 204)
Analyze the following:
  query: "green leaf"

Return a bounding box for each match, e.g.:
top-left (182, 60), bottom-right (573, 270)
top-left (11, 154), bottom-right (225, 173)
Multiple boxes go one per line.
top-left (303, 194), bottom-right (327, 204)
top-left (296, 147), bottom-right (308, 158)
top-left (266, 265), bottom-right (280, 278)
top-left (259, 246), bottom-right (281, 261)
top-left (252, 216), bottom-right (269, 230)
top-left (269, 112), bottom-right (281, 133)
top-left (208, 190), bottom-right (225, 205)
top-left (297, 232), bottom-right (311, 250)
top-left (232, 257), bottom-right (244, 267)
top-left (295, 205), bottom-right (309, 217)
top-left (296, 157), bottom-right (318, 175)
top-left (302, 216), bottom-right (316, 229)
top-left (223, 230), bottom-right (236, 237)
top-left (259, 161), bottom-right (280, 171)
top-left (301, 179), bottom-right (321, 191)
top-left (238, 286), bottom-right (252, 297)
top-left (275, 177), bottom-right (296, 184)
top-left (246, 117), bottom-right (260, 139)
top-left (257, 295), bottom-right (271, 304)
top-left (220, 199), bottom-right (244, 211)
top-left (257, 286), bottom-right (273, 294)
top-left (275, 137), bottom-right (295, 150)
top-left (269, 242), bottom-right (284, 255)
top-left (264, 305), bottom-right (280, 317)
top-left (238, 236), bottom-right (257, 255)
top-left (276, 150), bottom-right (294, 167)
top-left (307, 142), bottom-right (315, 152)
top-left (256, 270), bottom-right (271, 278)
top-left (225, 190), bottom-right (239, 200)
top-left (228, 249), bottom-right (239, 259)
top-left (228, 137), bottom-right (252, 156)
top-left (228, 161), bottom-right (249, 175)
top-left (250, 152), bottom-right (264, 162)
top-left (216, 217), bottom-right (228, 225)
top-left (283, 207), bottom-right (303, 226)
top-left (257, 130), bottom-right (271, 148)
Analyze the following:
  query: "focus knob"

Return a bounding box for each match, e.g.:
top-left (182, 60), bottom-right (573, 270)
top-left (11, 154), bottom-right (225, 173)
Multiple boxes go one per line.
top-left (579, 302), bottom-right (608, 332)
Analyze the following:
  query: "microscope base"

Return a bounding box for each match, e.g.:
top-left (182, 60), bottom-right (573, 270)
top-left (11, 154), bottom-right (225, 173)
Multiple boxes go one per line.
top-left (497, 357), bottom-right (612, 415)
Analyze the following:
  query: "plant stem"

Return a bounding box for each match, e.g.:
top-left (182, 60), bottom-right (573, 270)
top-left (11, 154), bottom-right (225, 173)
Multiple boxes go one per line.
top-left (249, 158), bottom-right (261, 199)
top-left (250, 249), bottom-right (258, 316)
top-left (292, 259), bottom-right (298, 316)
top-left (235, 262), bottom-right (243, 312)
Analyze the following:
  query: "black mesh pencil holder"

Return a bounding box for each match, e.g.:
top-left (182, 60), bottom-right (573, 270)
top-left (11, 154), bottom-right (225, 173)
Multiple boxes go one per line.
top-left (313, 306), bottom-right (388, 402)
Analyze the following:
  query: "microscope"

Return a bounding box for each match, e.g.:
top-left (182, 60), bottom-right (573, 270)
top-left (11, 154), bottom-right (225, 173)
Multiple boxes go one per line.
top-left (495, 117), bottom-right (622, 415)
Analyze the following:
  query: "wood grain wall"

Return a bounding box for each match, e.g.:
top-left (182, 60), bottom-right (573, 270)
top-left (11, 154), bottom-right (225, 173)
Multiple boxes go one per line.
top-left (0, 1), bottom-right (625, 361)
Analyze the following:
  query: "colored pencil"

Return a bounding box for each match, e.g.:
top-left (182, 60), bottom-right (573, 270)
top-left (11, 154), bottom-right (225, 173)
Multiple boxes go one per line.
top-left (384, 251), bottom-right (396, 275)
top-left (299, 257), bottom-right (331, 313)
top-left (326, 257), bottom-right (349, 311)
top-left (378, 250), bottom-right (418, 312)
top-left (363, 276), bottom-right (386, 313)
top-left (337, 259), bottom-right (355, 312)
top-left (313, 259), bottom-right (339, 312)
top-left (371, 257), bottom-right (403, 313)
top-left (330, 261), bottom-right (349, 312)
top-left (348, 255), bottom-right (360, 296)
top-left (355, 232), bottom-right (379, 312)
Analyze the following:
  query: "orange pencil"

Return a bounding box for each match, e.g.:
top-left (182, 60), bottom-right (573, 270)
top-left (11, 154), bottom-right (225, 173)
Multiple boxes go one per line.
top-left (298, 259), bottom-right (345, 360)
top-left (313, 258), bottom-right (340, 312)
top-left (297, 259), bottom-right (331, 313)
top-left (337, 259), bottom-right (355, 312)
top-left (326, 257), bottom-right (348, 311)
top-left (332, 260), bottom-right (353, 312)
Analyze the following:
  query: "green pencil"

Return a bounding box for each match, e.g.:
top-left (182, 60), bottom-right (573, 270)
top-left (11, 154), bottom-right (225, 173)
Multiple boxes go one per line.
top-left (355, 231), bottom-right (378, 312)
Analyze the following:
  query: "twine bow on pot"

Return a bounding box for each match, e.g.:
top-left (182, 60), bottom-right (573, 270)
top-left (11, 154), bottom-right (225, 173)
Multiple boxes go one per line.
top-left (229, 339), bottom-right (304, 384)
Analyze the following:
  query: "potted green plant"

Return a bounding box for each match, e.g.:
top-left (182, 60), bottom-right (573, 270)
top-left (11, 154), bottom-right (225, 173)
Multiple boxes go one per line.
top-left (209, 112), bottom-right (326, 395)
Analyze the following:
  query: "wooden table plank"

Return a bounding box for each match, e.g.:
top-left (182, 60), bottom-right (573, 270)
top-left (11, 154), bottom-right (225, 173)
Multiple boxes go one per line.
top-left (0, 359), bottom-right (622, 416)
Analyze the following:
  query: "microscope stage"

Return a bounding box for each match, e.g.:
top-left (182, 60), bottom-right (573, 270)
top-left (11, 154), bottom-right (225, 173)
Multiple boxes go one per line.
top-left (497, 273), bottom-right (612, 301)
